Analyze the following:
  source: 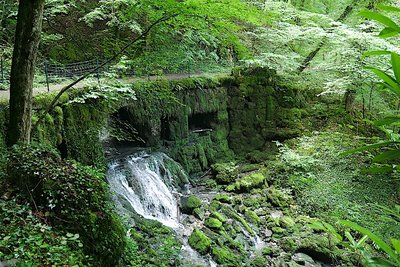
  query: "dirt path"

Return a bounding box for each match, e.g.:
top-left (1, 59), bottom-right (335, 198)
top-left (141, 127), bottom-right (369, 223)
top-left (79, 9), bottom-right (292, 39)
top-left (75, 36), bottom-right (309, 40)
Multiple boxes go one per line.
top-left (0, 72), bottom-right (229, 101)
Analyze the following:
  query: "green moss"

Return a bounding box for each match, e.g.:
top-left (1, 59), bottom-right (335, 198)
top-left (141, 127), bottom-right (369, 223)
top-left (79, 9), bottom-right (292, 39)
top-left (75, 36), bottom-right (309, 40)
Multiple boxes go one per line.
top-left (267, 187), bottom-right (291, 208)
top-left (245, 210), bottom-right (261, 226)
top-left (221, 206), bottom-right (254, 236)
top-left (280, 216), bottom-right (296, 229)
top-left (261, 247), bottom-right (274, 256)
top-left (187, 196), bottom-right (202, 209)
top-left (182, 196), bottom-right (202, 214)
top-left (211, 211), bottom-right (228, 223)
top-left (227, 172), bottom-right (267, 193)
top-left (205, 218), bottom-right (223, 229)
top-left (211, 246), bottom-right (241, 266)
top-left (188, 229), bottom-right (212, 255)
top-left (209, 200), bottom-right (222, 212)
top-left (252, 255), bottom-right (267, 267)
top-left (212, 162), bottom-right (238, 184)
top-left (214, 194), bottom-right (232, 203)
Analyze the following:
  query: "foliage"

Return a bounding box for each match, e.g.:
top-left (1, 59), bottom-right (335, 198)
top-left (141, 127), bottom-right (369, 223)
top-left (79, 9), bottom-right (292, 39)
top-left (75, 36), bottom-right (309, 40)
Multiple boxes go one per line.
top-left (340, 4), bottom-right (400, 172)
top-left (341, 220), bottom-right (400, 267)
top-left (272, 132), bottom-right (400, 240)
top-left (7, 143), bottom-right (126, 266)
top-left (0, 199), bottom-right (90, 266)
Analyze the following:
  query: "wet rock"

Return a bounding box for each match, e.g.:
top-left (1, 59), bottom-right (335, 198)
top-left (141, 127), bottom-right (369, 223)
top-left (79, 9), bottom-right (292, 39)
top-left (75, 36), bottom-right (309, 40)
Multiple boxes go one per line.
top-left (264, 229), bottom-right (273, 238)
top-left (270, 210), bottom-right (283, 219)
top-left (193, 207), bottom-right (205, 220)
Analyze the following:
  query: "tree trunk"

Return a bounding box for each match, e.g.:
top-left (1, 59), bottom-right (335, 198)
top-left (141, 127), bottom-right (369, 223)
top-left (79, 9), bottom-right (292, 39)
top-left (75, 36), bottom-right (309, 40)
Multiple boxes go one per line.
top-left (7, 0), bottom-right (45, 146)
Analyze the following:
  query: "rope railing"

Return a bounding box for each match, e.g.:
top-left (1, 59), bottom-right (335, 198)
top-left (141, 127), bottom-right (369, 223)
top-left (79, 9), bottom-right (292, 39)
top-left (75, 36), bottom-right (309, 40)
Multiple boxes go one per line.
top-left (43, 59), bottom-right (102, 91)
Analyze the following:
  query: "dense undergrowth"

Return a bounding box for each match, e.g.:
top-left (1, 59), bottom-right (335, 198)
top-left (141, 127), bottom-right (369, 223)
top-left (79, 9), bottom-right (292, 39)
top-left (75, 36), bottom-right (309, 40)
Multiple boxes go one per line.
top-left (274, 132), bottom-right (400, 241)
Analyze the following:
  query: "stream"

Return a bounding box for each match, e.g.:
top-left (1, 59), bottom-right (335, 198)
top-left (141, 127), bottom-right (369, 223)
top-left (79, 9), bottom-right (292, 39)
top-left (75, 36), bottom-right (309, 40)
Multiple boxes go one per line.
top-left (107, 149), bottom-right (217, 266)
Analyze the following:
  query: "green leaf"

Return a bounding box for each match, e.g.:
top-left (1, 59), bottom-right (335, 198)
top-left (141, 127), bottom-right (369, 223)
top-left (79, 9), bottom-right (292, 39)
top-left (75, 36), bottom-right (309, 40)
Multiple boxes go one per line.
top-left (392, 239), bottom-right (400, 253)
top-left (368, 257), bottom-right (397, 267)
top-left (379, 27), bottom-right (399, 38)
top-left (392, 52), bottom-right (400, 81)
top-left (340, 220), bottom-right (399, 264)
top-left (374, 116), bottom-right (400, 126)
top-left (377, 4), bottom-right (400, 13)
top-left (363, 166), bottom-right (395, 174)
top-left (359, 11), bottom-right (400, 33)
top-left (357, 235), bottom-right (369, 247)
top-left (364, 66), bottom-right (400, 93)
top-left (345, 231), bottom-right (356, 246)
top-left (363, 50), bottom-right (392, 57)
top-left (340, 141), bottom-right (399, 155)
top-left (373, 149), bottom-right (400, 162)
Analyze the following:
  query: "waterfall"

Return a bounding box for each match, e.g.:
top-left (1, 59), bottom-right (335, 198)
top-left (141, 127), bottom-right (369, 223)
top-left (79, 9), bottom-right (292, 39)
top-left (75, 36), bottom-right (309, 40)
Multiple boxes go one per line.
top-left (107, 151), bottom-right (185, 228)
top-left (107, 149), bottom-right (216, 266)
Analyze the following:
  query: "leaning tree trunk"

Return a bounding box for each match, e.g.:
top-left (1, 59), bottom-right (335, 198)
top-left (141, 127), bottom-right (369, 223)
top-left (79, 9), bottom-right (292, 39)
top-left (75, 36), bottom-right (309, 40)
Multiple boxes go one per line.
top-left (7, 0), bottom-right (45, 146)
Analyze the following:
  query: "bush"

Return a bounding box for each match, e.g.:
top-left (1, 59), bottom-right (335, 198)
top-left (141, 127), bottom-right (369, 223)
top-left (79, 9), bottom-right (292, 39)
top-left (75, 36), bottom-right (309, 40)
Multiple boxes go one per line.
top-left (7, 143), bottom-right (126, 266)
top-left (0, 199), bottom-right (89, 266)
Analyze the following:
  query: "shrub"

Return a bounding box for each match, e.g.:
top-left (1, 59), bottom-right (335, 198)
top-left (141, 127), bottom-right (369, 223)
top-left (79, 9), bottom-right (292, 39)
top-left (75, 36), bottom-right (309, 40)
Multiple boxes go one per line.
top-left (7, 143), bottom-right (126, 266)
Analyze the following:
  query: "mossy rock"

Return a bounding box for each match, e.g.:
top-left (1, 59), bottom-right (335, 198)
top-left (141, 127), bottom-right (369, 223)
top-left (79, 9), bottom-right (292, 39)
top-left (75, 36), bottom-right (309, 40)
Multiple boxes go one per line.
top-left (251, 255), bottom-right (267, 267)
top-left (212, 162), bottom-right (238, 184)
top-left (188, 229), bottom-right (211, 255)
top-left (205, 218), bottom-right (223, 229)
top-left (226, 172), bottom-right (267, 193)
top-left (245, 210), bottom-right (261, 226)
top-left (211, 211), bottom-right (228, 223)
top-left (209, 200), bottom-right (222, 212)
top-left (214, 194), bottom-right (232, 203)
top-left (193, 207), bottom-right (206, 220)
top-left (211, 246), bottom-right (241, 266)
top-left (181, 195), bottom-right (202, 214)
top-left (261, 247), bottom-right (274, 256)
top-left (266, 187), bottom-right (291, 207)
top-left (280, 216), bottom-right (295, 229)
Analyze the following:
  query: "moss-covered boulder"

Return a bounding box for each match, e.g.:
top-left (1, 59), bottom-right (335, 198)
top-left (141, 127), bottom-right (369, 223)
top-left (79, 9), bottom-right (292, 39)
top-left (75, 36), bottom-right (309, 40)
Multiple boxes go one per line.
top-left (188, 229), bottom-right (212, 255)
top-left (245, 210), bottom-right (261, 226)
top-left (214, 193), bottom-right (232, 203)
top-left (212, 162), bottom-right (238, 184)
top-left (181, 195), bottom-right (202, 214)
top-left (226, 172), bottom-right (267, 193)
top-left (212, 246), bottom-right (241, 266)
top-left (211, 211), bottom-right (228, 223)
top-left (205, 218), bottom-right (223, 229)
top-left (280, 216), bottom-right (296, 229)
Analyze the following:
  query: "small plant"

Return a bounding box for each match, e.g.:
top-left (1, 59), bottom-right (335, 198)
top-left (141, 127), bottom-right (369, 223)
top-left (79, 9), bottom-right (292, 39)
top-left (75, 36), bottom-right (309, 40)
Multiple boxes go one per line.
top-left (341, 220), bottom-right (400, 267)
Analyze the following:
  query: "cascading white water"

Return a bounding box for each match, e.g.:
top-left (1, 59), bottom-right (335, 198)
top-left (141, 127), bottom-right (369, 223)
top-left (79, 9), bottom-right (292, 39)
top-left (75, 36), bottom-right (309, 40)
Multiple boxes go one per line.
top-left (107, 150), bottom-right (217, 266)
top-left (107, 151), bottom-right (182, 228)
